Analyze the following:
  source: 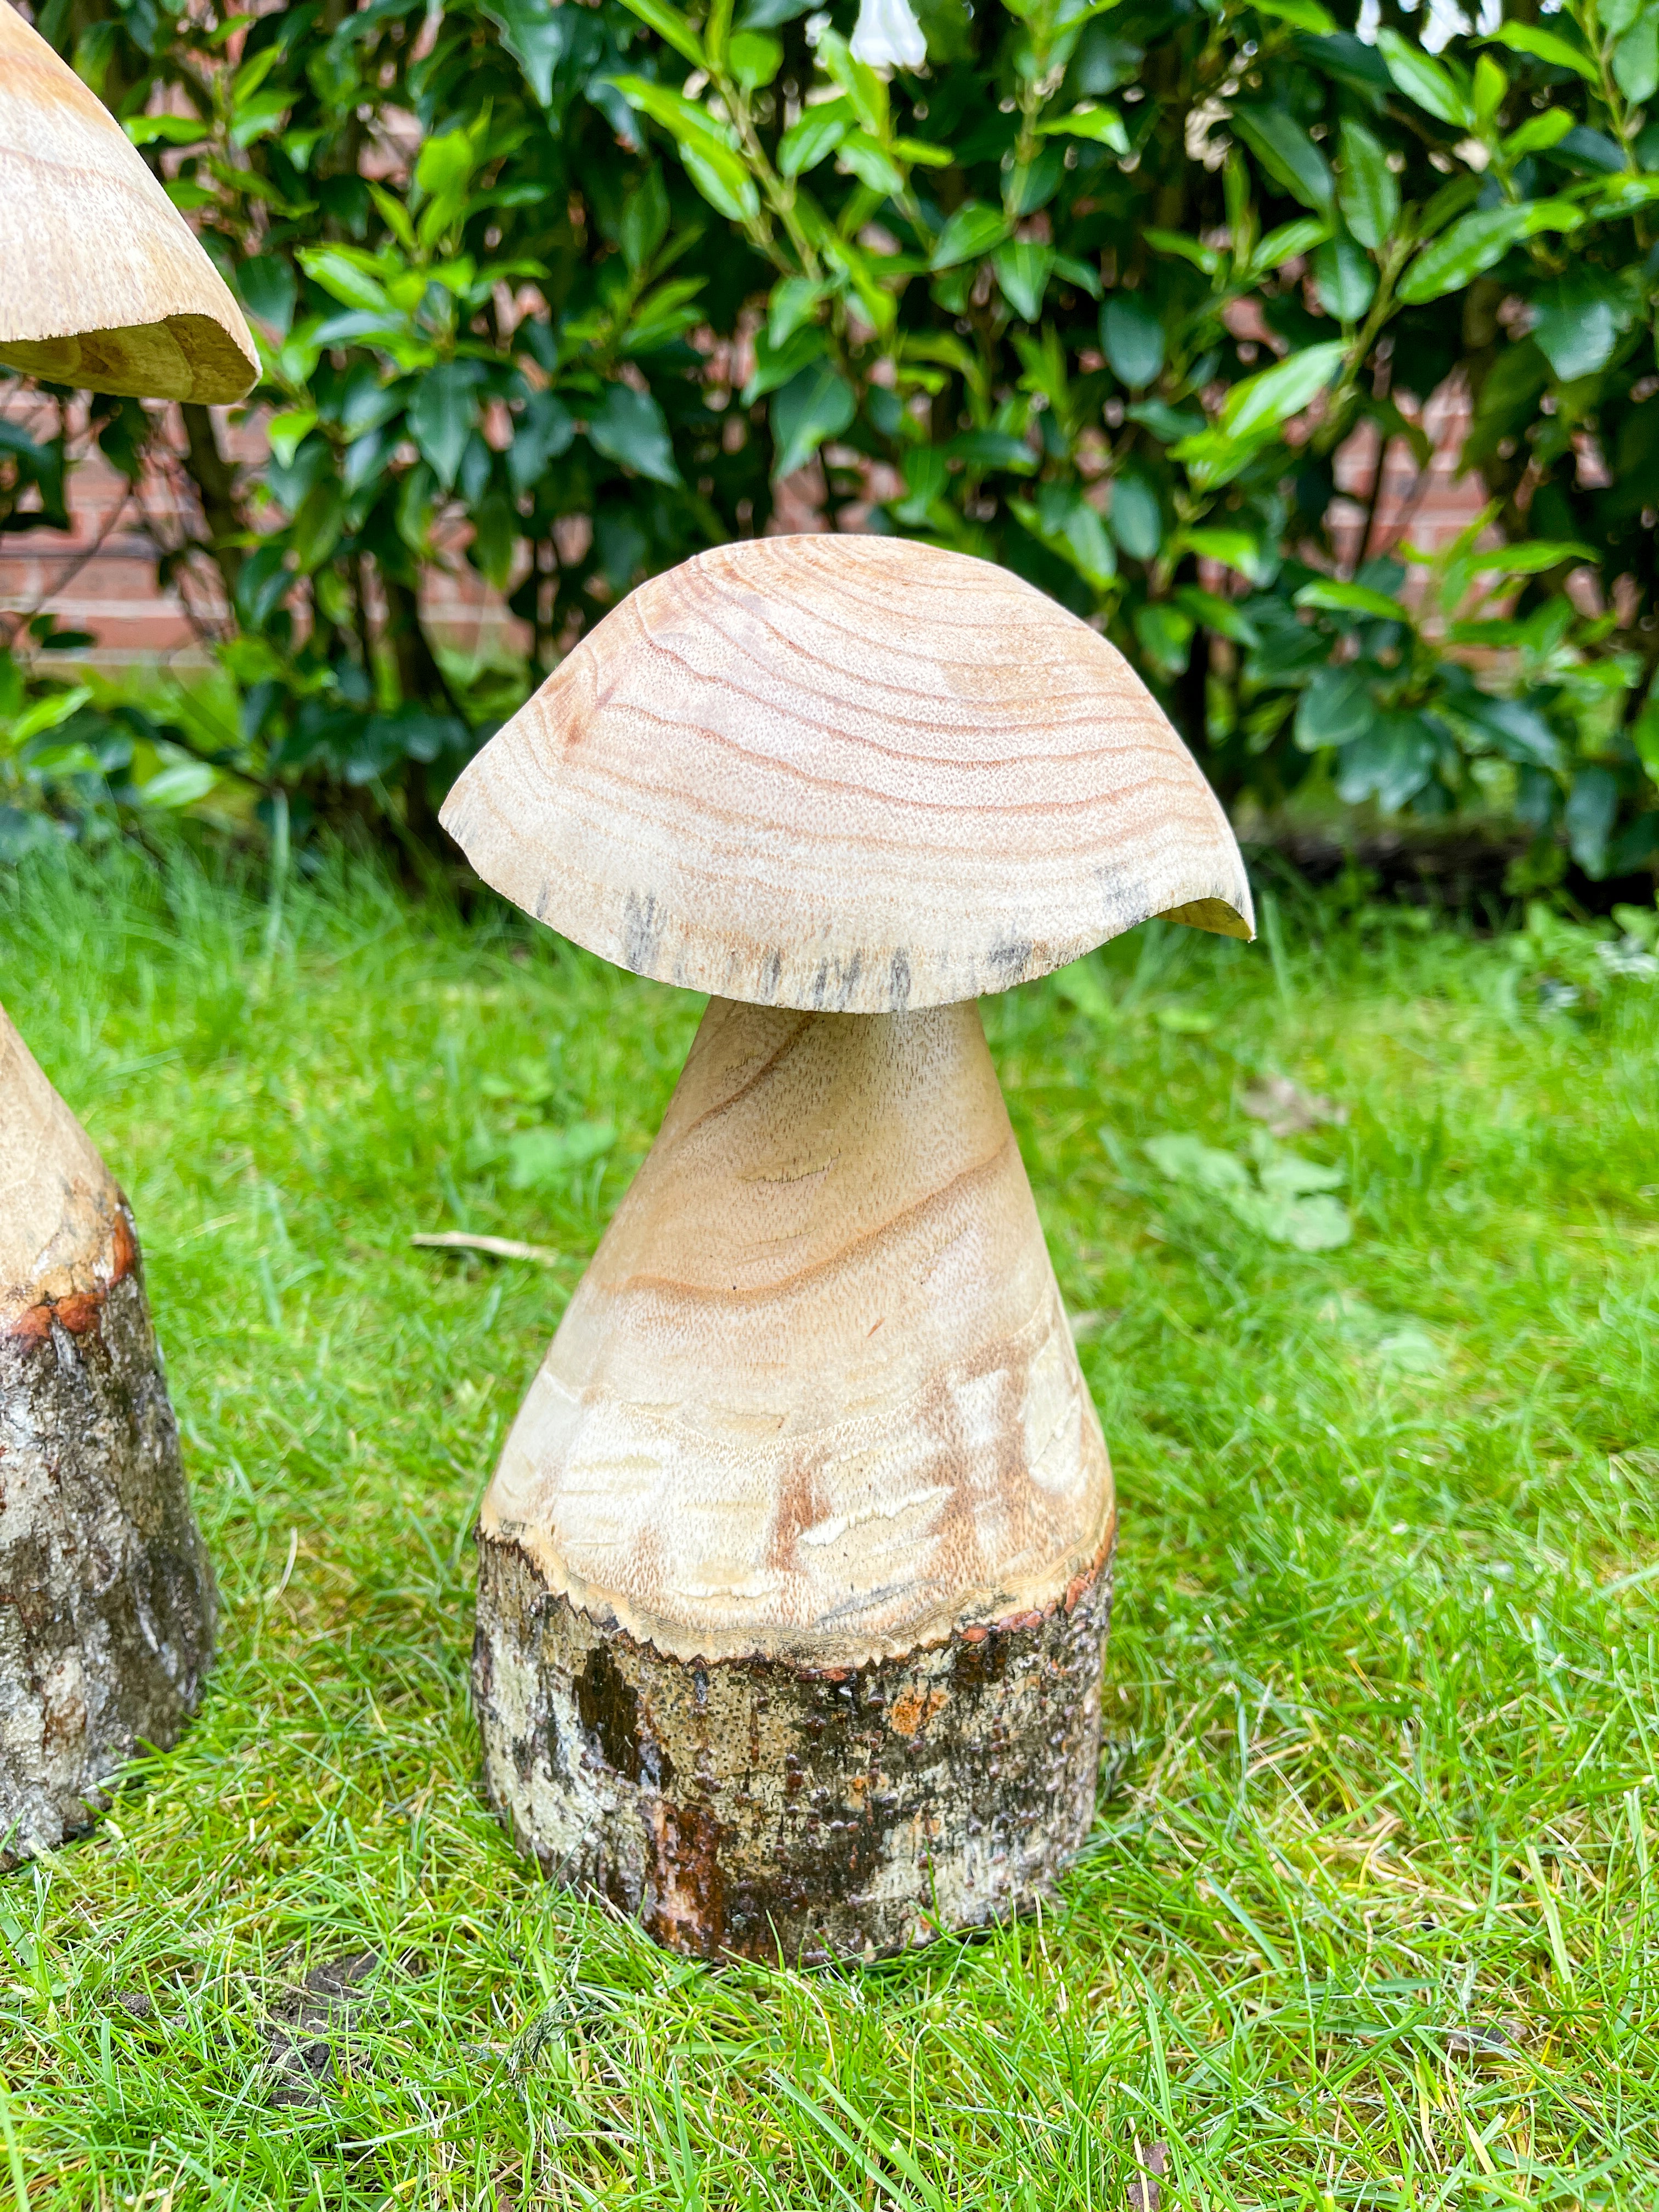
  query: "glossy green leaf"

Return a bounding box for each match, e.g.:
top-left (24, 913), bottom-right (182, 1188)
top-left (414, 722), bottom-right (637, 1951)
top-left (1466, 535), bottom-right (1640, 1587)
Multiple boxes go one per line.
top-left (1173, 584), bottom-right (1258, 646)
top-left (741, 321), bottom-right (828, 404)
top-left (1473, 53), bottom-right (1508, 126)
top-left (407, 361), bottom-right (483, 489)
top-left (929, 201), bottom-right (1009, 270)
top-left (1109, 470), bottom-right (1162, 560)
top-left (1182, 527), bottom-right (1273, 585)
top-left (297, 247), bottom-right (391, 314)
top-left (1051, 253), bottom-right (1103, 298)
top-left (891, 136), bottom-right (953, 167)
top-left (778, 99), bottom-right (852, 177)
top-left (812, 25), bottom-right (888, 136)
top-left (137, 759), bottom-right (217, 809)
top-left (1005, 148), bottom-right (1065, 217)
top-left (1250, 0), bottom-right (1336, 31)
top-left (1133, 601), bottom-right (1194, 676)
top-left (1230, 106), bottom-right (1333, 215)
top-left (126, 112), bottom-right (211, 146)
top-left (1012, 484), bottom-right (1116, 588)
top-left (1296, 578), bottom-right (1407, 623)
top-left (1295, 664), bottom-right (1372, 749)
top-left (1143, 228), bottom-right (1223, 276)
top-left (1375, 29), bottom-right (1471, 127)
top-left (1314, 234), bottom-right (1375, 322)
top-left (610, 77), bottom-right (742, 169)
top-left (768, 276), bottom-right (828, 348)
top-left (1503, 109), bottom-right (1577, 156)
top-left (587, 383), bottom-right (682, 486)
top-left (1481, 21), bottom-right (1599, 84)
top-left (616, 0), bottom-right (706, 65)
top-left (945, 429), bottom-right (1037, 472)
top-left (1397, 200), bottom-right (1583, 306)
top-left (1036, 104), bottom-right (1130, 153)
top-left (1532, 290), bottom-right (1622, 381)
top-left (771, 360), bottom-right (856, 477)
top-left (1334, 714), bottom-right (1439, 811)
top-left (1566, 765), bottom-right (1619, 877)
top-left (267, 410), bottom-right (318, 466)
top-left (838, 131), bottom-right (905, 196)
top-left (1469, 540), bottom-right (1598, 574)
top-left (620, 167), bottom-right (671, 273)
top-left (1218, 341), bottom-right (1346, 441)
top-left (1454, 691), bottom-right (1562, 769)
top-left (1249, 217), bottom-right (1330, 276)
top-left (1100, 295), bottom-right (1165, 388)
top-left (482, 0), bottom-right (575, 104)
top-left (1613, 15), bottom-right (1659, 103)
top-left (727, 29), bottom-right (782, 86)
top-left (505, 391), bottom-right (574, 489)
top-left (892, 445), bottom-right (947, 524)
top-left (1336, 120), bottom-right (1397, 251)
top-left (991, 241), bottom-right (1056, 321)
top-left (680, 143), bottom-right (762, 223)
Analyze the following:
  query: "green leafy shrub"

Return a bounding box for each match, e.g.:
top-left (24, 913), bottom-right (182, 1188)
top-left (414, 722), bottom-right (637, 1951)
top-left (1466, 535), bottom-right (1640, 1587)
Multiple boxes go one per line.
top-left (3, 0), bottom-right (1657, 875)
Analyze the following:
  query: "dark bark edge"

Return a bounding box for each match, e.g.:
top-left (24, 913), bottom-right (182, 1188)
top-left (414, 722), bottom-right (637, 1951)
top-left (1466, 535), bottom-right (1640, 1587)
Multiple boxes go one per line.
top-left (473, 1528), bottom-right (1115, 1963)
top-left (0, 1225), bottom-right (216, 1868)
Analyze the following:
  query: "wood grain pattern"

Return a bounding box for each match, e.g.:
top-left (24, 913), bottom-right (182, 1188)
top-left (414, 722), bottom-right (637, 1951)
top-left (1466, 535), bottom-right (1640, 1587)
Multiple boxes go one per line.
top-left (0, 1000), bottom-right (216, 1864)
top-left (480, 995), bottom-right (1114, 1672)
top-left (441, 535), bottom-right (1254, 1015)
top-left (0, 1000), bottom-right (121, 1323)
top-left (0, 2), bottom-right (257, 403)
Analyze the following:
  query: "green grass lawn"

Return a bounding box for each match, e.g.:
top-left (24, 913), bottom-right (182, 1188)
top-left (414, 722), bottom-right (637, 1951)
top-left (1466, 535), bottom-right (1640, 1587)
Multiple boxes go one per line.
top-left (2, 843), bottom-right (1656, 2209)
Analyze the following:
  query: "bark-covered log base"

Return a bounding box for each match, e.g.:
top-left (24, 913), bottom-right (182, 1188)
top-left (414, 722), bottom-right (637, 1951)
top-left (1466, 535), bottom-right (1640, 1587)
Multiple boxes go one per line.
top-left (474, 1529), bottom-right (1114, 1963)
top-left (0, 1229), bottom-right (216, 1868)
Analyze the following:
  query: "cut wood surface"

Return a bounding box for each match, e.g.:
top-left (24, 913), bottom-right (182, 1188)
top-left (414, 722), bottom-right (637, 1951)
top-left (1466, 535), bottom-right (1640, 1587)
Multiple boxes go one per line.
top-left (0, 2), bottom-right (257, 403)
top-left (441, 535), bottom-right (1253, 1015)
top-left (481, 996), bottom-right (1114, 1671)
top-left (0, 996), bottom-right (115, 1318)
top-left (0, 1002), bottom-right (215, 1865)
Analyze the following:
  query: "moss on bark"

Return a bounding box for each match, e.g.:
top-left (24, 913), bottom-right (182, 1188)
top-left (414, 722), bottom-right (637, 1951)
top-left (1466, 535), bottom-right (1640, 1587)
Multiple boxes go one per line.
top-left (474, 1527), bottom-right (1113, 1963)
top-left (0, 1235), bottom-right (215, 1865)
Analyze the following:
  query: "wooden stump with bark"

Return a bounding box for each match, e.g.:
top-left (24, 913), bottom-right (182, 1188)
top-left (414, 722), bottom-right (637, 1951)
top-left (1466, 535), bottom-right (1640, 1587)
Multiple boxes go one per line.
top-left (0, 0), bottom-right (256, 1865)
top-left (441, 534), bottom-right (1254, 1959)
top-left (1, 1008), bottom-right (216, 1866)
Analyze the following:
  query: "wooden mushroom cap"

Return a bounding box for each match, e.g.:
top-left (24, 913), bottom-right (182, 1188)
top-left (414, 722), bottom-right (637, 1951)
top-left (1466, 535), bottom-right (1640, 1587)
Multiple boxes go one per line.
top-left (0, 3), bottom-right (257, 404)
top-left (442, 535), bottom-right (1254, 1014)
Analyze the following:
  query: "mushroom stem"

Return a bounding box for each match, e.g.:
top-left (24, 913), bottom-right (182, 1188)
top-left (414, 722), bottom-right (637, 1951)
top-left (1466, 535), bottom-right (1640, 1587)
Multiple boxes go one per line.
top-left (473, 996), bottom-right (1115, 1960)
top-left (1, 1005), bottom-right (216, 1865)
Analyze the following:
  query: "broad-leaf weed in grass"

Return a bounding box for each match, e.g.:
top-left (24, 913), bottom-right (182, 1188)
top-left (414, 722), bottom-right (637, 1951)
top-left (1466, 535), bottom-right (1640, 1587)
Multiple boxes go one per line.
top-left (1, 844), bottom-right (1656, 2207)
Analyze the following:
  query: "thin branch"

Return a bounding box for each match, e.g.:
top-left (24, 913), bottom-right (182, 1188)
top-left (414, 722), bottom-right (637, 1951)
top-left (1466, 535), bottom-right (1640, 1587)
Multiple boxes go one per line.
top-left (411, 1232), bottom-right (563, 1265)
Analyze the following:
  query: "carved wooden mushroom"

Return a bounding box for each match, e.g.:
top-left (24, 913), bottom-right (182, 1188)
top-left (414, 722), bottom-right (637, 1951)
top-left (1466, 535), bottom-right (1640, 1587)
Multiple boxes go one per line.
top-left (441, 535), bottom-right (1252, 1961)
top-left (0, 1014), bottom-right (217, 1864)
top-left (0, 10), bottom-right (255, 1863)
top-left (0, 1), bottom-right (258, 402)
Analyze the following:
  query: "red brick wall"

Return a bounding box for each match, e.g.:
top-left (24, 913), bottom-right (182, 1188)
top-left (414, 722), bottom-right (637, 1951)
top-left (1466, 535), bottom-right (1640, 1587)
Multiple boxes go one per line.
top-left (1, 387), bottom-right (1485, 674)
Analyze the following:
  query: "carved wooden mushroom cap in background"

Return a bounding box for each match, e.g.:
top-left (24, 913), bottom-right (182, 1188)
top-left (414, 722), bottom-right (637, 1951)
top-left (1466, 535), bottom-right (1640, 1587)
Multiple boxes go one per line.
top-left (440, 534), bottom-right (1253, 1014)
top-left (0, 1), bottom-right (258, 402)
top-left (442, 537), bottom-right (1254, 1961)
